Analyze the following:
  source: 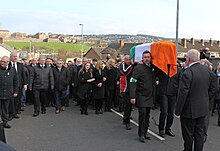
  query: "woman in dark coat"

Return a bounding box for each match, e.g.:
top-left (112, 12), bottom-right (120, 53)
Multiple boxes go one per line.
top-left (77, 62), bottom-right (95, 115)
top-left (93, 60), bottom-right (106, 114)
top-left (105, 59), bottom-right (117, 112)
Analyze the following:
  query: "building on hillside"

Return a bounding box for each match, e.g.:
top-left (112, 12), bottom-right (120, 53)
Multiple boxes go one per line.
top-left (11, 32), bottom-right (26, 38)
top-left (33, 32), bottom-right (46, 40)
top-left (178, 38), bottom-right (220, 58)
top-left (100, 40), bottom-right (141, 59)
top-left (0, 30), bottom-right (11, 38)
top-left (83, 47), bottom-right (104, 60)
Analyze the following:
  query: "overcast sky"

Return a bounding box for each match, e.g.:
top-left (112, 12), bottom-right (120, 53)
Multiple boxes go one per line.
top-left (0, 0), bottom-right (219, 39)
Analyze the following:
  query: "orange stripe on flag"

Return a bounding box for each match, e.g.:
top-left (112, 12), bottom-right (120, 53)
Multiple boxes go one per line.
top-left (150, 41), bottom-right (177, 77)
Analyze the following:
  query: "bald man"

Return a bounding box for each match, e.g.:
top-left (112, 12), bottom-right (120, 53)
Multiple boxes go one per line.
top-left (119, 55), bottom-right (134, 130)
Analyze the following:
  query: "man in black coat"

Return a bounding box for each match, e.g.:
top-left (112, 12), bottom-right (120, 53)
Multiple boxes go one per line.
top-left (0, 56), bottom-right (18, 128)
top-left (52, 59), bottom-right (70, 113)
top-left (156, 66), bottom-right (182, 137)
top-left (9, 52), bottom-right (27, 120)
top-left (130, 51), bottom-right (156, 143)
top-left (29, 57), bottom-right (54, 117)
top-left (175, 49), bottom-right (217, 151)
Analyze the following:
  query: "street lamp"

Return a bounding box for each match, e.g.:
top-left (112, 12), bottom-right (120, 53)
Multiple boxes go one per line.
top-left (79, 24), bottom-right (84, 58)
top-left (176, 0), bottom-right (179, 53)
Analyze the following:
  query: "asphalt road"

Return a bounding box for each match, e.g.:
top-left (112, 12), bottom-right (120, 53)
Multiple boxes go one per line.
top-left (5, 102), bottom-right (220, 151)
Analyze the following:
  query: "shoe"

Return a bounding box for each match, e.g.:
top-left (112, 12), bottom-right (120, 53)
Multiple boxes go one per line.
top-left (22, 103), bottom-right (26, 107)
top-left (85, 111), bottom-right (88, 115)
top-left (99, 109), bottom-right (103, 114)
top-left (20, 108), bottom-right (24, 111)
top-left (95, 110), bottom-right (99, 114)
top-left (218, 123), bottom-right (220, 126)
top-left (80, 109), bottom-right (84, 115)
top-left (159, 130), bottom-right (165, 138)
top-left (17, 111), bottom-right (21, 114)
top-left (41, 111), bottom-right (46, 114)
top-left (144, 133), bottom-right (151, 140)
top-left (13, 114), bottom-right (20, 119)
top-left (139, 136), bottom-right (145, 143)
top-left (165, 130), bottom-right (175, 137)
top-left (33, 112), bottom-right (39, 117)
top-left (55, 110), bottom-right (60, 114)
top-left (125, 123), bottom-right (131, 130)
top-left (61, 106), bottom-right (65, 111)
top-left (3, 123), bottom-right (11, 128)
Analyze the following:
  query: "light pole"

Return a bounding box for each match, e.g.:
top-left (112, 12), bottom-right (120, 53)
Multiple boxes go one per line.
top-left (176, 0), bottom-right (179, 53)
top-left (29, 40), bottom-right (32, 53)
top-left (79, 24), bottom-right (84, 58)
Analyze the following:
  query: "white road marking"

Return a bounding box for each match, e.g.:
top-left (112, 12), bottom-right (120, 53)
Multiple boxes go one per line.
top-left (111, 109), bottom-right (165, 141)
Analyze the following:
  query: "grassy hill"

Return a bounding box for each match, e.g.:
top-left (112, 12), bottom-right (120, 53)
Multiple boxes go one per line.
top-left (5, 41), bottom-right (92, 52)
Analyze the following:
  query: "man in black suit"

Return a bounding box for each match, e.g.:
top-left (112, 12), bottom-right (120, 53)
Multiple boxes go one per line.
top-left (130, 51), bottom-right (155, 143)
top-left (175, 49), bottom-right (217, 151)
top-left (9, 52), bottom-right (27, 120)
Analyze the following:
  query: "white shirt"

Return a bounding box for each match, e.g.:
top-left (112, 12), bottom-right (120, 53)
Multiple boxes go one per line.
top-left (11, 61), bottom-right (17, 72)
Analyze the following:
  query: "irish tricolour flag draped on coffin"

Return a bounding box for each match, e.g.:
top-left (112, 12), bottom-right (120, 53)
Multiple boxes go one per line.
top-left (130, 40), bottom-right (177, 77)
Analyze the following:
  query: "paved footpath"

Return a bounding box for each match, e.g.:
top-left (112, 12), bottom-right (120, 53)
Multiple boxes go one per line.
top-left (5, 102), bottom-right (220, 151)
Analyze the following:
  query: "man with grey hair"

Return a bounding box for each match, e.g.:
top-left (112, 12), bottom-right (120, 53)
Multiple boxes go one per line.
top-left (9, 51), bottom-right (27, 120)
top-left (175, 49), bottom-right (217, 151)
top-left (0, 56), bottom-right (18, 128)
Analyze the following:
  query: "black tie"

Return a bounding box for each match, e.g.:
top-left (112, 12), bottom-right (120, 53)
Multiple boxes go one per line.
top-left (12, 62), bottom-right (17, 72)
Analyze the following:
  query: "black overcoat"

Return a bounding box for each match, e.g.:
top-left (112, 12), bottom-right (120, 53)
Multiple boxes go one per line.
top-left (77, 71), bottom-right (93, 100)
top-left (130, 63), bottom-right (156, 107)
top-left (175, 63), bottom-right (217, 119)
top-left (0, 66), bottom-right (18, 99)
top-left (52, 66), bottom-right (70, 91)
top-left (93, 68), bottom-right (106, 99)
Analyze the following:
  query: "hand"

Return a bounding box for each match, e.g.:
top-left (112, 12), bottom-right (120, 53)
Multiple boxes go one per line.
top-left (156, 81), bottom-right (159, 85)
top-left (13, 93), bottom-right (18, 97)
top-left (72, 83), bottom-right (75, 86)
top-left (130, 98), bottom-right (136, 104)
top-left (138, 60), bottom-right (143, 64)
top-left (117, 81), bottom-right (120, 85)
top-left (23, 85), bottom-right (27, 91)
top-left (97, 83), bottom-right (102, 87)
top-left (175, 114), bottom-right (180, 119)
top-left (103, 77), bottom-right (107, 81)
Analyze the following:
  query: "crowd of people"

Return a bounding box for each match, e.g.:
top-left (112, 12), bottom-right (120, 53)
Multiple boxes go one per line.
top-left (0, 48), bottom-right (220, 151)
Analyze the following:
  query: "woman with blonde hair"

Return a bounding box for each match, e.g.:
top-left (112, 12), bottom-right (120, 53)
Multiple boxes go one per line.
top-left (105, 59), bottom-right (117, 112)
top-left (93, 60), bottom-right (106, 114)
